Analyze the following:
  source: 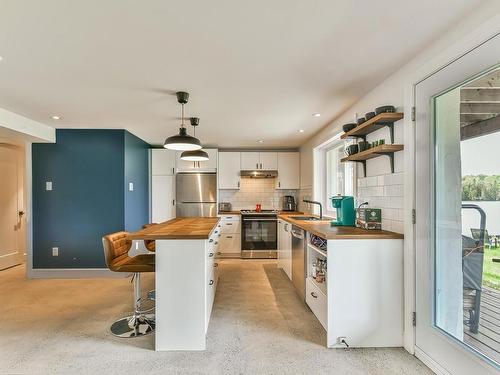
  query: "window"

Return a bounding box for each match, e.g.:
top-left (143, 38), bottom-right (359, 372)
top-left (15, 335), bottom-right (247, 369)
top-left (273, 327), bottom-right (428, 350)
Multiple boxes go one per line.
top-left (314, 136), bottom-right (355, 218)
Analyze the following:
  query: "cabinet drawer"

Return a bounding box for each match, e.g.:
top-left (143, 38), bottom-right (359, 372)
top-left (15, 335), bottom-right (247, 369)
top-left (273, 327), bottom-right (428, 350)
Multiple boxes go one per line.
top-left (306, 278), bottom-right (327, 330)
top-left (219, 215), bottom-right (240, 222)
top-left (218, 233), bottom-right (241, 254)
top-left (218, 221), bottom-right (240, 234)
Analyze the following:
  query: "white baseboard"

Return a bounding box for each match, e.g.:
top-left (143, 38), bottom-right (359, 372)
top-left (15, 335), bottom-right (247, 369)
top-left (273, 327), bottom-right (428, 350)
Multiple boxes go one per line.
top-left (415, 346), bottom-right (451, 375)
top-left (29, 268), bottom-right (131, 279)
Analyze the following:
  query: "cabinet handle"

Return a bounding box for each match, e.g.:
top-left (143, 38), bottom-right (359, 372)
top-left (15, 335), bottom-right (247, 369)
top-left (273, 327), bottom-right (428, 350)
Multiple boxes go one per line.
top-left (217, 251), bottom-right (222, 255)
top-left (209, 252), bottom-right (214, 257)
top-left (278, 181), bottom-right (281, 188)
top-left (310, 292), bottom-right (318, 299)
top-left (214, 263), bottom-right (218, 267)
top-left (237, 181), bottom-right (240, 188)
top-left (209, 280), bottom-right (214, 285)
top-left (227, 236), bottom-right (232, 238)
top-left (256, 163), bottom-right (258, 169)
top-left (260, 163), bottom-right (262, 169)
top-left (227, 223), bottom-right (232, 226)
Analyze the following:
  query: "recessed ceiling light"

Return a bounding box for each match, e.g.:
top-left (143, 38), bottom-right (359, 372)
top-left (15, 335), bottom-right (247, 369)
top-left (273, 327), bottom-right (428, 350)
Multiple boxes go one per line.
top-left (257, 140), bottom-right (264, 143)
top-left (298, 129), bottom-right (305, 133)
top-left (51, 115), bottom-right (61, 120)
top-left (313, 113), bottom-right (321, 117)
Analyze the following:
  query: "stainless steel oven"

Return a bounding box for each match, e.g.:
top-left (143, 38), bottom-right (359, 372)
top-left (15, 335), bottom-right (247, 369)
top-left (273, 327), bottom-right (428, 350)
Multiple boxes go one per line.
top-left (241, 210), bottom-right (277, 259)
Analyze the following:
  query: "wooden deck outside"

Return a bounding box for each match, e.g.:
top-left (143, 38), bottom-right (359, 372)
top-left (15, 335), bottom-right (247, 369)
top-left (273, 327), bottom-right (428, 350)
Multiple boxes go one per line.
top-left (464, 286), bottom-right (500, 364)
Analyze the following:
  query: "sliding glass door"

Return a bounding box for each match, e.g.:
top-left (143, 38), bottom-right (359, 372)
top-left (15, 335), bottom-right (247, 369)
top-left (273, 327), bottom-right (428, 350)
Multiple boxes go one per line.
top-left (415, 34), bottom-right (500, 374)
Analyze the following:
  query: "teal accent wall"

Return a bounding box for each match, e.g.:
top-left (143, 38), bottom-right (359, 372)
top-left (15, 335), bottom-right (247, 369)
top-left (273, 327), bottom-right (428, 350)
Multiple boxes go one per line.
top-left (32, 129), bottom-right (149, 269)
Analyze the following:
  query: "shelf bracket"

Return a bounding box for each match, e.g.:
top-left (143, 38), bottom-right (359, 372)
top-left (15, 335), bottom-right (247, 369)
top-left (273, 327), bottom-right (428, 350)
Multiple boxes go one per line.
top-left (378, 152), bottom-right (395, 173)
top-left (384, 123), bottom-right (395, 144)
top-left (355, 160), bottom-right (367, 177)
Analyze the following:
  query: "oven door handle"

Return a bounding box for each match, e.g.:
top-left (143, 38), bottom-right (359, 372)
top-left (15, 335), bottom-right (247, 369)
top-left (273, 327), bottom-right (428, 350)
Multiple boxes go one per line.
top-left (243, 218), bottom-right (277, 222)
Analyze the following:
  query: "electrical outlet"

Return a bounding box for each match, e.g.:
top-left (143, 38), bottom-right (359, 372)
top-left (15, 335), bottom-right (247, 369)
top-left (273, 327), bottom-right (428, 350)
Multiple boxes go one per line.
top-left (129, 182), bottom-right (134, 191)
top-left (46, 181), bottom-right (53, 191)
top-left (52, 247), bottom-right (59, 256)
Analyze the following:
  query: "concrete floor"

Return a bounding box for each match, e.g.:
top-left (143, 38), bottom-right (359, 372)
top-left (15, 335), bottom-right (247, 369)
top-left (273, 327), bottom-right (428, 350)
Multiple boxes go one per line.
top-left (1, 260), bottom-right (432, 374)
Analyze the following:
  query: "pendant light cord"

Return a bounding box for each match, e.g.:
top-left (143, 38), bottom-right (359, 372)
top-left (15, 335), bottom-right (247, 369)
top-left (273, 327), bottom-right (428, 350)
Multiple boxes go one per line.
top-left (181, 103), bottom-right (185, 129)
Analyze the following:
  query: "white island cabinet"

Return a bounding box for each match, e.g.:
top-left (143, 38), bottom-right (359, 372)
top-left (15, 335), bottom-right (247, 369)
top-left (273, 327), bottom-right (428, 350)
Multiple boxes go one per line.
top-left (128, 218), bottom-right (220, 351)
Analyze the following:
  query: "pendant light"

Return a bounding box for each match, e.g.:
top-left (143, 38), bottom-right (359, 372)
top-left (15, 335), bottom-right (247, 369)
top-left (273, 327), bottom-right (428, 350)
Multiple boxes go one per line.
top-left (180, 117), bottom-right (209, 161)
top-left (163, 91), bottom-right (202, 151)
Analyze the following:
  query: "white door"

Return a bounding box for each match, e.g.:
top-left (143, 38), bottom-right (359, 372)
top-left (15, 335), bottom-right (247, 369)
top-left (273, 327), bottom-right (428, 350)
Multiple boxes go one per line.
top-left (218, 152), bottom-right (241, 189)
top-left (259, 152), bottom-right (277, 170)
top-left (240, 152), bottom-right (260, 170)
top-left (276, 152), bottom-right (300, 189)
top-left (0, 145), bottom-right (23, 270)
top-left (415, 34), bottom-right (500, 374)
top-left (151, 175), bottom-right (175, 223)
top-left (151, 149), bottom-right (175, 176)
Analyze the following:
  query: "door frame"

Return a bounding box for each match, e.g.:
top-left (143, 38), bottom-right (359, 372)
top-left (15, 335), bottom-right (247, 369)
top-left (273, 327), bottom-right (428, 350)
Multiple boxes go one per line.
top-left (404, 15), bottom-right (500, 375)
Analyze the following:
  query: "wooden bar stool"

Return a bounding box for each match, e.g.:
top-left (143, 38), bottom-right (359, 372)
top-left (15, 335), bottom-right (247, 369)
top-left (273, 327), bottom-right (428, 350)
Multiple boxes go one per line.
top-left (102, 231), bottom-right (155, 338)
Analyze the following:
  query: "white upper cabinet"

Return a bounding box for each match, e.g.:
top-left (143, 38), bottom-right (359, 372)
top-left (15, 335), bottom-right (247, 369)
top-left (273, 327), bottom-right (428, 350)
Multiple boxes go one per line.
top-left (259, 152), bottom-right (278, 170)
top-left (151, 149), bottom-right (176, 176)
top-left (276, 152), bottom-right (300, 189)
top-left (176, 149), bottom-right (218, 172)
top-left (218, 152), bottom-right (241, 189)
top-left (240, 152), bottom-right (260, 170)
top-left (240, 152), bottom-right (277, 170)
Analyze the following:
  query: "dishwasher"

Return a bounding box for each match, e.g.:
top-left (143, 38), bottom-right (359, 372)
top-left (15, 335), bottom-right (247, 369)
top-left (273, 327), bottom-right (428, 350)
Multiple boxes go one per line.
top-left (291, 225), bottom-right (306, 301)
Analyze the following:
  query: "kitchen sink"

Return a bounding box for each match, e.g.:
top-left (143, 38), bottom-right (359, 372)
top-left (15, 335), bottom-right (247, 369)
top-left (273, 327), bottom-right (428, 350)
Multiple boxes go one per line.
top-left (290, 216), bottom-right (322, 221)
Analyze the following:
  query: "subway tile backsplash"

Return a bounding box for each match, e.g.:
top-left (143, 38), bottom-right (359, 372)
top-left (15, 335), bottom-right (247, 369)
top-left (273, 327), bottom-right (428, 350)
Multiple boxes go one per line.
top-left (219, 178), bottom-right (298, 210)
top-left (357, 172), bottom-right (404, 233)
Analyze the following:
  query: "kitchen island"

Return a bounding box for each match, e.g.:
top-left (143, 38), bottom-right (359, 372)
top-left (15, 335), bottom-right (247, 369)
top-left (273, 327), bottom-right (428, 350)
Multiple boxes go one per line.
top-left (277, 213), bottom-right (404, 348)
top-left (128, 217), bottom-right (220, 351)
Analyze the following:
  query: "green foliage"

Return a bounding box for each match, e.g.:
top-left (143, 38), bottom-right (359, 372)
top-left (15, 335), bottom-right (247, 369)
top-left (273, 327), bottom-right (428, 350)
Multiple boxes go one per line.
top-left (462, 175), bottom-right (500, 201)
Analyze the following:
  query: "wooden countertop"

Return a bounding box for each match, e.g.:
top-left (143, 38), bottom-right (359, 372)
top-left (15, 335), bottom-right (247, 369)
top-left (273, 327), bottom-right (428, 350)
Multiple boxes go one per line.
top-left (127, 217), bottom-right (220, 240)
top-left (278, 213), bottom-right (404, 240)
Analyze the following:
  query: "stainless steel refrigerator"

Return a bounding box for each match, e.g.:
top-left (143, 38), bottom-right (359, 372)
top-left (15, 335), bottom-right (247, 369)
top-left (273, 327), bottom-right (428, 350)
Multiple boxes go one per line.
top-left (176, 172), bottom-right (217, 217)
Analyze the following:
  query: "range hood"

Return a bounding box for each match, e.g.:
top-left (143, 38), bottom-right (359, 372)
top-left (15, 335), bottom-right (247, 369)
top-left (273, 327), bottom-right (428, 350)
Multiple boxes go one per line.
top-left (240, 170), bottom-right (278, 178)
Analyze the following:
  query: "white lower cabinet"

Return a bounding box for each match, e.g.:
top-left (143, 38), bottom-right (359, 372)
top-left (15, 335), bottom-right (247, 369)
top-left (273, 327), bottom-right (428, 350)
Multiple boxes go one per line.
top-left (306, 277), bottom-right (327, 330)
top-left (277, 219), bottom-right (292, 280)
top-left (303, 233), bottom-right (404, 348)
top-left (216, 215), bottom-right (241, 257)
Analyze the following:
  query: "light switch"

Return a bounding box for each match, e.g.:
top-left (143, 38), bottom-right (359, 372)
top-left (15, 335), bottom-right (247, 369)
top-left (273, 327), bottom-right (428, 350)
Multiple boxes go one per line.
top-left (129, 182), bottom-right (134, 191)
top-left (46, 181), bottom-right (52, 191)
top-left (52, 247), bottom-right (59, 256)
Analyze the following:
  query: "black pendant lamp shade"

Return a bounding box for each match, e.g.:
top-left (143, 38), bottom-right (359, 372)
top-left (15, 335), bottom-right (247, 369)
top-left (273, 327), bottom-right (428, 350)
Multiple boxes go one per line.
top-left (163, 92), bottom-right (202, 151)
top-left (180, 117), bottom-right (209, 161)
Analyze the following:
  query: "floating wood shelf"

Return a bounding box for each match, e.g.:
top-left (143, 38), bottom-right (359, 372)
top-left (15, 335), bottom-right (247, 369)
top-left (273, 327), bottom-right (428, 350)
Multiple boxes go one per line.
top-left (340, 144), bottom-right (404, 177)
top-left (341, 112), bottom-right (404, 144)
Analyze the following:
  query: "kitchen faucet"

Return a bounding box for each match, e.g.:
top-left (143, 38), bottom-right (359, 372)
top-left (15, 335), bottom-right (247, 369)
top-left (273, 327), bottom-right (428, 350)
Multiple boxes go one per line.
top-left (303, 199), bottom-right (322, 219)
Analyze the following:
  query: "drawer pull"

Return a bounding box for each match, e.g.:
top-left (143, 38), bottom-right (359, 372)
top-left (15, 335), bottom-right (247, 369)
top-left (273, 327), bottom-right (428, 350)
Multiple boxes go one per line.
top-left (310, 292), bottom-right (318, 299)
top-left (217, 252), bottom-right (221, 255)
top-left (226, 223), bottom-right (233, 226)
top-left (226, 236), bottom-right (233, 239)
top-left (209, 280), bottom-right (214, 285)
top-left (214, 263), bottom-right (218, 267)
top-left (209, 252), bottom-right (214, 257)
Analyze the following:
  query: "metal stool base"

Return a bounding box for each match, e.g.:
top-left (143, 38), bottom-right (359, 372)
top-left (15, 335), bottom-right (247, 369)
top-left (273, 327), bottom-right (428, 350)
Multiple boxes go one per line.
top-left (110, 313), bottom-right (155, 338)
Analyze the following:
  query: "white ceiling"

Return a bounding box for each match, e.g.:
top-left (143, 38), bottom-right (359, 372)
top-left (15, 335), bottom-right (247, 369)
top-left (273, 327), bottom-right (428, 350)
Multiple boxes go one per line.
top-left (0, 0), bottom-right (485, 148)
